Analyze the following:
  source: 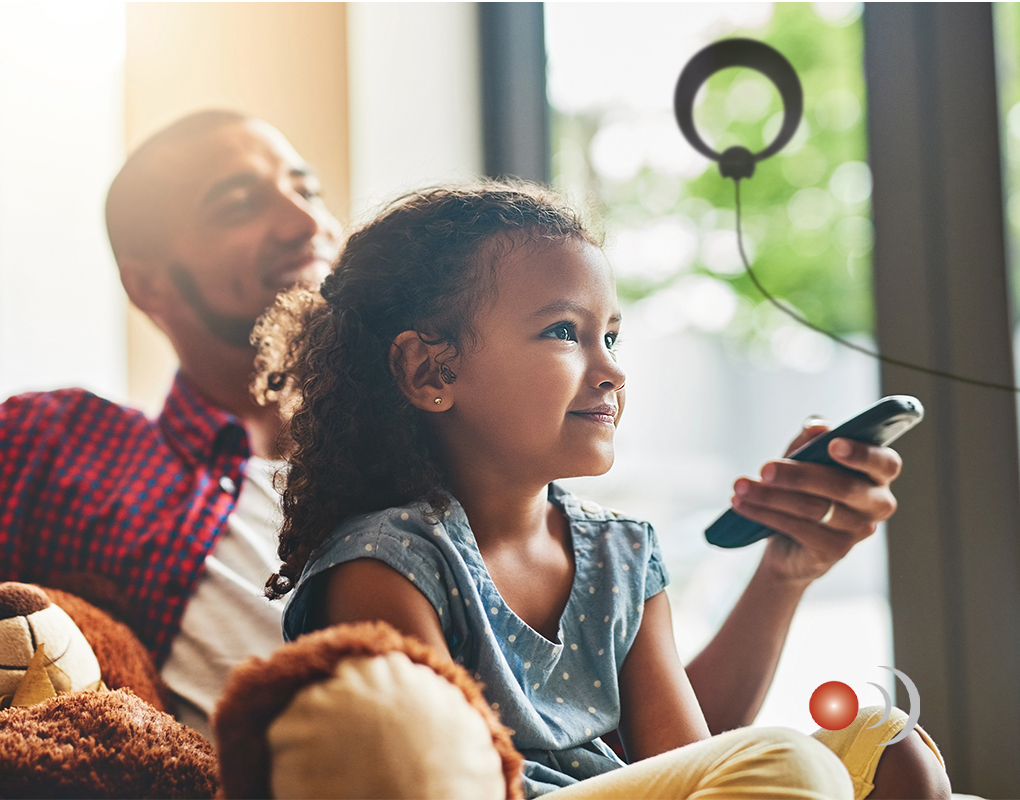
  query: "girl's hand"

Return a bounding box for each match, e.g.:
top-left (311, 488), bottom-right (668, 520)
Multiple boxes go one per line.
top-left (729, 421), bottom-right (903, 586)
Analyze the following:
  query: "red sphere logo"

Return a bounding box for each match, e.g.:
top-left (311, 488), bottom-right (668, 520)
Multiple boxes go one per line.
top-left (809, 680), bottom-right (859, 730)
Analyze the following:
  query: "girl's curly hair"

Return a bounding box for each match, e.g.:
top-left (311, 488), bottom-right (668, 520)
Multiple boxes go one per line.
top-left (253, 181), bottom-right (600, 599)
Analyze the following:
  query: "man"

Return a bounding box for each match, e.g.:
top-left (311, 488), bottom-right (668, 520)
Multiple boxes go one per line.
top-left (0, 109), bottom-right (341, 735)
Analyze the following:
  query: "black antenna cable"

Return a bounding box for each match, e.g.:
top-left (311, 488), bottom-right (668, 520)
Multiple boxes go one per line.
top-left (675, 38), bottom-right (1020, 394)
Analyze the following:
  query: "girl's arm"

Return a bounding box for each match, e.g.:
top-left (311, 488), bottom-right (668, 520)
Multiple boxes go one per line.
top-left (617, 590), bottom-right (712, 761)
top-left (683, 560), bottom-right (805, 734)
top-left (318, 557), bottom-right (452, 658)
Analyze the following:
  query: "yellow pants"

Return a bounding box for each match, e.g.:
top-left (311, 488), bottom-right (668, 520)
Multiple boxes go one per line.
top-left (546, 707), bottom-right (944, 800)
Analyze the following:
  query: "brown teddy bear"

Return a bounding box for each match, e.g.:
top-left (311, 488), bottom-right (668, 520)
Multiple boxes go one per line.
top-left (0, 581), bottom-right (523, 800)
top-left (0, 582), bottom-right (217, 799)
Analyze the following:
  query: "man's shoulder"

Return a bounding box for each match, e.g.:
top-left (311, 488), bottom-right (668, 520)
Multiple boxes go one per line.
top-left (0, 388), bottom-right (148, 438)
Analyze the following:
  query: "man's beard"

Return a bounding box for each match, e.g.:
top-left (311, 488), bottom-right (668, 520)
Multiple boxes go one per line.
top-left (169, 264), bottom-right (260, 350)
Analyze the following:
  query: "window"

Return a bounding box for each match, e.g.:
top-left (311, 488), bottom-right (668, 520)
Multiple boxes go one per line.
top-left (546, 2), bottom-right (892, 730)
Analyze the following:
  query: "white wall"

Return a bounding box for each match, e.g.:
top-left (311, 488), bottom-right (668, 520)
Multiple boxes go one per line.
top-left (0, 3), bottom-right (127, 403)
top-left (0, 3), bottom-right (485, 407)
top-left (346, 3), bottom-right (484, 224)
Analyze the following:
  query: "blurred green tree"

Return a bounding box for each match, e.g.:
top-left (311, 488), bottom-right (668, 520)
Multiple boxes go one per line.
top-left (550, 3), bottom-right (874, 351)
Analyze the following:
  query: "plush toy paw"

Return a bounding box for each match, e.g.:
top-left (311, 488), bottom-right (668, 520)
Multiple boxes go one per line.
top-left (215, 620), bottom-right (524, 800)
top-left (0, 687), bottom-right (217, 799)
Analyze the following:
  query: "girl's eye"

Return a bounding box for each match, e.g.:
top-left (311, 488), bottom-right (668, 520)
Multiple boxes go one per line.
top-left (605, 331), bottom-right (619, 350)
top-left (545, 322), bottom-right (577, 342)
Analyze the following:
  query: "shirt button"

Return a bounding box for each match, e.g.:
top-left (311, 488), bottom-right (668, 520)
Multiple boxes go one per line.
top-left (219, 476), bottom-right (237, 494)
top-left (581, 500), bottom-right (601, 515)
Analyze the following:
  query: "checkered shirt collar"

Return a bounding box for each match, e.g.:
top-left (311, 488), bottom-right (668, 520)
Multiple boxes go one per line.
top-left (157, 372), bottom-right (249, 467)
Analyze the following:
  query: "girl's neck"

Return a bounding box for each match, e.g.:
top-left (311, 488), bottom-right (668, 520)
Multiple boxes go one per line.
top-left (448, 471), bottom-right (554, 550)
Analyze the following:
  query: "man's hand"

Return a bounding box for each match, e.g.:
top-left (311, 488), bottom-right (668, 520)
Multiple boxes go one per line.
top-left (729, 420), bottom-right (903, 585)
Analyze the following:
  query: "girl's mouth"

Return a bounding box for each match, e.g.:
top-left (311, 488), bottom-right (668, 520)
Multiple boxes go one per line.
top-left (569, 404), bottom-right (618, 425)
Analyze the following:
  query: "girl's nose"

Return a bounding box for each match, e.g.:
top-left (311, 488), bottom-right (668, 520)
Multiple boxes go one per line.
top-left (594, 352), bottom-right (626, 391)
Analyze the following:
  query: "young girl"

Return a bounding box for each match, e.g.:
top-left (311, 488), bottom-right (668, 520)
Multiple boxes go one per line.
top-left (253, 183), bottom-right (949, 799)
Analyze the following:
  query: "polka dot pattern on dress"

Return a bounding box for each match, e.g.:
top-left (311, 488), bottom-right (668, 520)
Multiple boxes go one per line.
top-left (293, 483), bottom-right (672, 792)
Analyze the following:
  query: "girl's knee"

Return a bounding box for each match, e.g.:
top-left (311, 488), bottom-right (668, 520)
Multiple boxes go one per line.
top-left (868, 730), bottom-right (951, 800)
top-left (717, 727), bottom-right (855, 798)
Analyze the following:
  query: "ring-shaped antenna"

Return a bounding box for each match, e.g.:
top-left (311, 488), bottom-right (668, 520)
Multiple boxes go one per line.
top-left (674, 38), bottom-right (803, 180)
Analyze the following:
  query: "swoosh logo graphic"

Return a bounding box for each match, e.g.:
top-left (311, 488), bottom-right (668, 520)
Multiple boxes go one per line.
top-left (874, 665), bottom-right (920, 746)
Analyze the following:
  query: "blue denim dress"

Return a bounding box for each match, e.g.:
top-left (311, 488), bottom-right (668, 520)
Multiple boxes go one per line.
top-left (283, 483), bottom-right (670, 798)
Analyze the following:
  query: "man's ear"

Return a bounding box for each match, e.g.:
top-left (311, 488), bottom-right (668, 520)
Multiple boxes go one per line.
top-left (118, 258), bottom-right (170, 318)
top-left (390, 330), bottom-right (455, 412)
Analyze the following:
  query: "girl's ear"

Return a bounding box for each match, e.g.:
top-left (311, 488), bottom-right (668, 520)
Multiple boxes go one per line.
top-left (389, 330), bottom-right (455, 412)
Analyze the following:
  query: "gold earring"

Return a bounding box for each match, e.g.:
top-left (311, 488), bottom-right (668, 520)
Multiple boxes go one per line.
top-left (434, 397), bottom-right (442, 405)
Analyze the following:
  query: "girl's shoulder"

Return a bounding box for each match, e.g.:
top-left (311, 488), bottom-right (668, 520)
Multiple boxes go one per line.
top-left (548, 482), bottom-right (648, 527)
top-left (284, 499), bottom-right (465, 642)
top-left (311, 500), bottom-right (450, 560)
top-left (549, 483), bottom-right (669, 600)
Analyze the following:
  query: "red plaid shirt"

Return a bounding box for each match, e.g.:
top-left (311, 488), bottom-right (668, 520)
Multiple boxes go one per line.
top-left (0, 374), bottom-right (249, 666)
